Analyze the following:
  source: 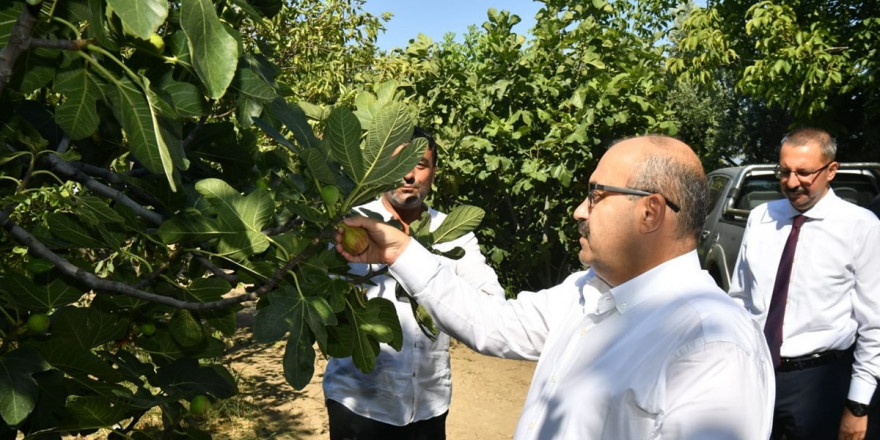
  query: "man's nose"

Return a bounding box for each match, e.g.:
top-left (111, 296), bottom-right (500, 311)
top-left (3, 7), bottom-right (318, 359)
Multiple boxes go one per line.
top-left (403, 171), bottom-right (415, 183)
top-left (573, 200), bottom-right (590, 220)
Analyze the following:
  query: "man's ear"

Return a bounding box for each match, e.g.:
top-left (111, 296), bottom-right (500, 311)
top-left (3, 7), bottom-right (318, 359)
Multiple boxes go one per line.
top-left (826, 161), bottom-right (839, 182)
top-left (640, 195), bottom-right (665, 233)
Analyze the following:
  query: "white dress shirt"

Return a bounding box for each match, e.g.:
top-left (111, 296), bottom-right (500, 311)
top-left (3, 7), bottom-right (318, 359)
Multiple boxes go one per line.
top-left (729, 189), bottom-right (880, 404)
top-left (322, 199), bottom-right (505, 426)
top-left (391, 245), bottom-right (775, 439)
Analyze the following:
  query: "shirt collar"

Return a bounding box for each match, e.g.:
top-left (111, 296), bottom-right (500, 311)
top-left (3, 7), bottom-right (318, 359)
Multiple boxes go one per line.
top-left (606, 251), bottom-right (702, 315)
top-left (765, 187), bottom-right (841, 222)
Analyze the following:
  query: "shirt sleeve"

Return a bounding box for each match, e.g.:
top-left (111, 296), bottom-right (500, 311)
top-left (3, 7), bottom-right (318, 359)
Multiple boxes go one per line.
top-left (728, 209), bottom-right (757, 314)
top-left (446, 232), bottom-right (506, 298)
top-left (390, 240), bottom-right (554, 361)
top-left (661, 341), bottom-right (774, 439)
top-left (848, 219), bottom-right (880, 403)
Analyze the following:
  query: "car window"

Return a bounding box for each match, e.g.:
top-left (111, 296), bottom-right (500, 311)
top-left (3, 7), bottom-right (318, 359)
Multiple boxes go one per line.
top-left (831, 173), bottom-right (879, 207)
top-left (734, 174), bottom-right (781, 210)
top-left (707, 175), bottom-right (730, 213)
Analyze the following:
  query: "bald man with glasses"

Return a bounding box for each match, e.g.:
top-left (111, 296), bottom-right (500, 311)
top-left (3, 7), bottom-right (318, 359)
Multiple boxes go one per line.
top-left (336, 135), bottom-right (774, 439)
top-left (729, 127), bottom-right (880, 440)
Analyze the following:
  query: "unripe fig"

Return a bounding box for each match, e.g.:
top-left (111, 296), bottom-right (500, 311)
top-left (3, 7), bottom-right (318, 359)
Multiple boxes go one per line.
top-left (26, 313), bottom-right (50, 334)
top-left (140, 322), bottom-right (156, 336)
top-left (189, 394), bottom-right (210, 415)
top-left (340, 223), bottom-right (369, 255)
top-left (148, 33), bottom-right (165, 53)
top-left (320, 185), bottom-right (340, 208)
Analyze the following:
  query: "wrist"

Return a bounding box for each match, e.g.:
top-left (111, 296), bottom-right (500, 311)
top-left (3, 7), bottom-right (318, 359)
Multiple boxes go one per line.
top-left (846, 399), bottom-right (869, 417)
top-left (386, 236), bottom-right (411, 266)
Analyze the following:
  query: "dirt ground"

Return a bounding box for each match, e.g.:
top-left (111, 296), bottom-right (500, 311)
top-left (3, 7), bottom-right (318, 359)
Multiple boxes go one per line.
top-left (223, 319), bottom-right (536, 440)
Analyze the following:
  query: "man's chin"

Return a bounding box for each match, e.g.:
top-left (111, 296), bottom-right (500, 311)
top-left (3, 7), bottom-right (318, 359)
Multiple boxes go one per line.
top-left (786, 193), bottom-right (812, 210)
top-left (578, 243), bottom-right (593, 267)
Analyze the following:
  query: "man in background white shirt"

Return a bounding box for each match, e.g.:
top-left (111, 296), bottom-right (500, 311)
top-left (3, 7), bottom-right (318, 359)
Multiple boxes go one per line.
top-left (337, 135), bottom-right (775, 439)
top-left (322, 127), bottom-right (505, 440)
top-left (729, 127), bottom-right (880, 440)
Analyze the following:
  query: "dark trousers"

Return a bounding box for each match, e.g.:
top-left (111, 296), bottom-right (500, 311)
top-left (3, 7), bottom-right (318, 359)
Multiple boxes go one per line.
top-left (771, 352), bottom-right (852, 440)
top-left (867, 389), bottom-right (880, 440)
top-left (326, 399), bottom-right (448, 440)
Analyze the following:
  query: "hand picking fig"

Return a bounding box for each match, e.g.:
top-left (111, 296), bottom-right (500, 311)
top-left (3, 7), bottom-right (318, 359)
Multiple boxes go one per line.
top-left (340, 223), bottom-right (369, 255)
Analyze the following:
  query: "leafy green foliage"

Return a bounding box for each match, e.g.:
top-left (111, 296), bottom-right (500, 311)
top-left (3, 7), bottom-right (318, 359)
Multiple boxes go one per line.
top-left (0, 1), bottom-right (436, 438)
top-left (670, 0), bottom-right (880, 162)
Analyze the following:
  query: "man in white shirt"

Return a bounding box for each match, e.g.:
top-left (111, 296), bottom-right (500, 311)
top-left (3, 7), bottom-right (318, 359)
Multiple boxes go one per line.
top-left (322, 127), bottom-right (505, 440)
top-left (729, 127), bottom-right (880, 440)
top-left (336, 135), bottom-right (775, 439)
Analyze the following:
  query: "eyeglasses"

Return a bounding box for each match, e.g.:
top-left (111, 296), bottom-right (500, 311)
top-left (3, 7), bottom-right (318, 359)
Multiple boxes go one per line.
top-left (587, 183), bottom-right (680, 213)
top-left (773, 162), bottom-right (833, 182)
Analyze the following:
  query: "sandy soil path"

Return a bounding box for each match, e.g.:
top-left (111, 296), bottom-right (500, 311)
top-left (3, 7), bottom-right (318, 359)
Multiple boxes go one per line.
top-left (224, 335), bottom-right (535, 439)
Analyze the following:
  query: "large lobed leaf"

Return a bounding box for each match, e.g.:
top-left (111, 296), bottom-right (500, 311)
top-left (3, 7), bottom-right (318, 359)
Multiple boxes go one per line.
top-left (359, 103), bottom-right (423, 189)
top-left (267, 98), bottom-right (320, 150)
top-left (108, 77), bottom-right (181, 191)
top-left (431, 205), bottom-right (486, 245)
top-left (106, 0), bottom-right (168, 40)
top-left (193, 178), bottom-right (274, 259)
top-left (180, 0), bottom-right (239, 99)
top-left (54, 69), bottom-right (102, 140)
top-left (325, 107), bottom-right (364, 180)
top-left (2, 274), bottom-right (83, 312)
top-left (0, 349), bottom-right (48, 426)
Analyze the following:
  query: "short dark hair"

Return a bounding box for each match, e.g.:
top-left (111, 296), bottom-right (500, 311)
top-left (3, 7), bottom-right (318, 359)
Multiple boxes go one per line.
top-left (780, 127), bottom-right (837, 161)
top-left (413, 126), bottom-right (438, 167)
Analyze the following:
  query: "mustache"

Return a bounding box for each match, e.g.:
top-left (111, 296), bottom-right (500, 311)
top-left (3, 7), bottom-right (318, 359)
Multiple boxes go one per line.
top-left (578, 220), bottom-right (590, 238)
top-left (784, 187), bottom-right (807, 196)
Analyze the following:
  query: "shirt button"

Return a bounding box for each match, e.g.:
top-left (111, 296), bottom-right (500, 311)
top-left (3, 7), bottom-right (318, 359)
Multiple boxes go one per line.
top-left (620, 303), bottom-right (627, 310)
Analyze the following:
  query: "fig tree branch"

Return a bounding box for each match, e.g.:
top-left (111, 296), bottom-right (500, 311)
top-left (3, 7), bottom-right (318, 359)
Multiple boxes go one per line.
top-left (0, 209), bottom-right (255, 311)
top-left (0, 7), bottom-right (37, 96)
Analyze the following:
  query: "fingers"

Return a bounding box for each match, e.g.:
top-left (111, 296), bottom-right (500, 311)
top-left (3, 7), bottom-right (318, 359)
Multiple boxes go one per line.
top-left (335, 215), bottom-right (410, 265)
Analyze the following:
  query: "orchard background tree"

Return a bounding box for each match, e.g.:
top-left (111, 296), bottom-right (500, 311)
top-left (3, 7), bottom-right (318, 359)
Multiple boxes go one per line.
top-left (669, 0), bottom-right (880, 163)
top-left (0, 0), bottom-right (478, 437)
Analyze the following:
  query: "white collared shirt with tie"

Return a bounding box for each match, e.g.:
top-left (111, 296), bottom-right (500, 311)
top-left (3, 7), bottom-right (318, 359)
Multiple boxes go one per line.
top-left (729, 188), bottom-right (880, 405)
top-left (391, 245), bottom-right (775, 439)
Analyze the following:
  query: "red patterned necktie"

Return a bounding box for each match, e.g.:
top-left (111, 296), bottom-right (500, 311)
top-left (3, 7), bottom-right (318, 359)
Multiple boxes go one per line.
top-left (764, 214), bottom-right (807, 367)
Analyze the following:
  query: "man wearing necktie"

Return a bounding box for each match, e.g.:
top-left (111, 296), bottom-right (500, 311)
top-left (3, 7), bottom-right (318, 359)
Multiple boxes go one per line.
top-left (729, 127), bottom-right (880, 440)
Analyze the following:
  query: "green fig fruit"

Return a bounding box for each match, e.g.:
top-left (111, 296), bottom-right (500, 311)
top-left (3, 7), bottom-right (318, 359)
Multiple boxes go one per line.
top-left (148, 33), bottom-right (165, 53)
top-left (321, 185), bottom-right (340, 216)
top-left (189, 394), bottom-right (210, 415)
top-left (26, 313), bottom-right (50, 334)
top-left (140, 322), bottom-right (156, 336)
top-left (340, 223), bottom-right (369, 255)
top-left (321, 185), bottom-right (340, 207)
